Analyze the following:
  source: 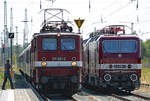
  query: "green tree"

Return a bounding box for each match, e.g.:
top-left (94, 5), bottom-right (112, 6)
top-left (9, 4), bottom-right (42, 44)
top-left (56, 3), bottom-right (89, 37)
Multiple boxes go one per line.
top-left (141, 40), bottom-right (146, 59)
top-left (144, 39), bottom-right (150, 58)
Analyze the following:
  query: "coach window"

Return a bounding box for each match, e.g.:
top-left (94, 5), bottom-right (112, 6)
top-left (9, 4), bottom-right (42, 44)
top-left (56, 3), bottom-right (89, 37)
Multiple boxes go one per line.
top-left (26, 50), bottom-right (29, 63)
top-left (61, 38), bottom-right (75, 51)
top-left (42, 38), bottom-right (57, 51)
top-left (34, 38), bottom-right (37, 50)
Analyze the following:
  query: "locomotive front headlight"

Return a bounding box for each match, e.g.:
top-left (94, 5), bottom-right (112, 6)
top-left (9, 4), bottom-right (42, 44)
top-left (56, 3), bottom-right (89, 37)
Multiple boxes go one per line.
top-left (72, 61), bottom-right (77, 66)
top-left (104, 74), bottom-right (111, 82)
top-left (130, 74), bottom-right (138, 82)
top-left (41, 61), bottom-right (47, 67)
top-left (57, 32), bottom-right (61, 37)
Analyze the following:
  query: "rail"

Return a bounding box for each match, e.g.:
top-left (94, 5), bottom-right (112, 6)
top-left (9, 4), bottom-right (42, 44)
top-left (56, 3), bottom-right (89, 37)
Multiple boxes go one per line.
top-left (141, 83), bottom-right (150, 87)
top-left (111, 94), bottom-right (131, 101)
top-left (131, 93), bottom-right (150, 100)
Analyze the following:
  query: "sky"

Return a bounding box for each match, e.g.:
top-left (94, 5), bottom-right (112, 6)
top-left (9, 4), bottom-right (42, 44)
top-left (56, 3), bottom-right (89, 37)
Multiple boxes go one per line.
top-left (0, 0), bottom-right (150, 46)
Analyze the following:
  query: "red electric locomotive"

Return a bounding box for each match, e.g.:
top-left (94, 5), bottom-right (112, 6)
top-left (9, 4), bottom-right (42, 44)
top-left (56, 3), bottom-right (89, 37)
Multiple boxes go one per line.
top-left (82, 25), bottom-right (141, 92)
top-left (19, 8), bottom-right (83, 95)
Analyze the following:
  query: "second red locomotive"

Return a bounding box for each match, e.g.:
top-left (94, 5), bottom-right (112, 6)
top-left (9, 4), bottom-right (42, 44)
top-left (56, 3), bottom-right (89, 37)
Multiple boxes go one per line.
top-left (82, 25), bottom-right (141, 92)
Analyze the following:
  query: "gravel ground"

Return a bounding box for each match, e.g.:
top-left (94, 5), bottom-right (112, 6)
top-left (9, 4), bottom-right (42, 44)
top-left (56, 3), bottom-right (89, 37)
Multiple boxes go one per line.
top-left (133, 85), bottom-right (150, 98)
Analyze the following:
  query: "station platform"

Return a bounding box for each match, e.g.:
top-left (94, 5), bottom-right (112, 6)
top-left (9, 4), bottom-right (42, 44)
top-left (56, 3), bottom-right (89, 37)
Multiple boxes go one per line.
top-left (0, 70), bottom-right (43, 101)
top-left (0, 89), bottom-right (40, 101)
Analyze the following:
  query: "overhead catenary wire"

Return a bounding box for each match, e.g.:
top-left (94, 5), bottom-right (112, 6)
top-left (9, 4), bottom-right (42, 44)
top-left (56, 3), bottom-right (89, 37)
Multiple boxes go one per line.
top-left (102, 0), bottom-right (119, 11)
top-left (92, 1), bottom-right (135, 25)
top-left (104, 1), bottom-right (133, 19)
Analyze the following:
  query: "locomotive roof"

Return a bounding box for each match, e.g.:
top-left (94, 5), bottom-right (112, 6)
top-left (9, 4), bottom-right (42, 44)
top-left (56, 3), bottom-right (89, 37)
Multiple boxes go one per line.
top-left (84, 34), bottom-right (140, 44)
top-left (95, 34), bottom-right (140, 42)
top-left (32, 32), bottom-right (81, 38)
top-left (100, 34), bottom-right (139, 38)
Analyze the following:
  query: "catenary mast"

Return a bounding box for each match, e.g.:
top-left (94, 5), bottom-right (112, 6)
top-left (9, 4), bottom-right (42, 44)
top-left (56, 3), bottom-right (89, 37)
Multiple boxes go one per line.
top-left (4, 0), bottom-right (9, 64)
top-left (23, 9), bottom-right (29, 49)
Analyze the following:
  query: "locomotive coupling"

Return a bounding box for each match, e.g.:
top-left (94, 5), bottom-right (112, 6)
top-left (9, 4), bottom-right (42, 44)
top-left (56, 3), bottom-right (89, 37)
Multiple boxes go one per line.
top-left (40, 76), bottom-right (49, 84)
top-left (71, 75), bottom-right (78, 83)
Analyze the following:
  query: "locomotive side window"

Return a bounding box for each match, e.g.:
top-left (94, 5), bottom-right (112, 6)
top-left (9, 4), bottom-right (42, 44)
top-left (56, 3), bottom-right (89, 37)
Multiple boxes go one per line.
top-left (42, 38), bottom-right (57, 50)
top-left (61, 38), bottom-right (75, 51)
top-left (102, 40), bottom-right (137, 53)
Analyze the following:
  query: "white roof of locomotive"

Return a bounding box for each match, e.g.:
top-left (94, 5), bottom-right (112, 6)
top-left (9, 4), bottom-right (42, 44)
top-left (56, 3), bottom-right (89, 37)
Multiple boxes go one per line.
top-left (101, 34), bottom-right (138, 37)
top-left (33, 32), bottom-right (81, 37)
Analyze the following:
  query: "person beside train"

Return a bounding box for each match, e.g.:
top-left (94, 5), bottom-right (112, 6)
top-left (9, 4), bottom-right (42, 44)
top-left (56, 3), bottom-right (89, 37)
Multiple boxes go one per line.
top-left (1, 59), bottom-right (14, 90)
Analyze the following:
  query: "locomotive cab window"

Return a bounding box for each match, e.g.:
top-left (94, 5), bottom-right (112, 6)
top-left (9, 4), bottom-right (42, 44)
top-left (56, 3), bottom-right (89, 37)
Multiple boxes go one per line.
top-left (61, 37), bottom-right (75, 51)
top-left (102, 40), bottom-right (137, 53)
top-left (42, 38), bottom-right (57, 51)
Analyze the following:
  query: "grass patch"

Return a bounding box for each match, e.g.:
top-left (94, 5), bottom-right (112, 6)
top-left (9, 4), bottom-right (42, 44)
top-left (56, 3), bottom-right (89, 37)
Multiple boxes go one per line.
top-left (0, 67), bottom-right (20, 89)
top-left (0, 72), bottom-right (12, 89)
top-left (141, 67), bottom-right (150, 84)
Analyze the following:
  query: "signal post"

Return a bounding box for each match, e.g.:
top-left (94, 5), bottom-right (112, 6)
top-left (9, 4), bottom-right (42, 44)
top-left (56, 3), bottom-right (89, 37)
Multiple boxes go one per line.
top-left (9, 32), bottom-right (14, 65)
top-left (74, 18), bottom-right (84, 33)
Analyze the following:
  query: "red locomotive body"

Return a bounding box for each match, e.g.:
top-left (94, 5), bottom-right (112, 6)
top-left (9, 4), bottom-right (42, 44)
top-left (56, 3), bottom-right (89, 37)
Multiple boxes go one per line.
top-left (19, 32), bottom-right (82, 94)
top-left (82, 25), bottom-right (141, 92)
top-left (19, 8), bottom-right (83, 95)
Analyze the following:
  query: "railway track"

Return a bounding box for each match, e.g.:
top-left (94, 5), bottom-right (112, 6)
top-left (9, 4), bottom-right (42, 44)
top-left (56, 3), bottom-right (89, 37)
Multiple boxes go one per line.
top-left (20, 71), bottom-right (77, 101)
top-left (75, 85), bottom-right (150, 101)
top-left (111, 92), bottom-right (150, 101)
top-left (130, 93), bottom-right (150, 100)
top-left (21, 71), bottom-right (150, 101)
top-left (40, 85), bottom-right (150, 101)
top-left (111, 94), bottom-right (131, 101)
top-left (141, 83), bottom-right (150, 88)
top-left (42, 93), bottom-right (77, 101)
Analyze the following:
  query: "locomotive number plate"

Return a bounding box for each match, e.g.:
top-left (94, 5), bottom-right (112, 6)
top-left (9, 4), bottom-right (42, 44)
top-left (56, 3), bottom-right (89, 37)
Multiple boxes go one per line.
top-left (52, 57), bottom-right (66, 61)
top-left (113, 65), bottom-right (126, 68)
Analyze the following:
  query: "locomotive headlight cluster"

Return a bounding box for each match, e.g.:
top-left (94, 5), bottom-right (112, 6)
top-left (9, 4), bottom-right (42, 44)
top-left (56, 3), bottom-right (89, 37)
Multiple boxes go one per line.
top-left (72, 61), bottom-right (77, 66)
top-left (41, 61), bottom-right (47, 67)
top-left (57, 32), bottom-right (61, 37)
top-left (104, 74), bottom-right (111, 82)
top-left (130, 74), bottom-right (138, 81)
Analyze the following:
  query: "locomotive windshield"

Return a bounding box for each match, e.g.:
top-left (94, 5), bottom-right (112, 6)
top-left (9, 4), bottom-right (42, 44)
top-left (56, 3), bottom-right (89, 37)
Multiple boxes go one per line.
top-left (102, 40), bottom-right (137, 53)
top-left (42, 38), bottom-right (57, 50)
top-left (61, 38), bottom-right (75, 50)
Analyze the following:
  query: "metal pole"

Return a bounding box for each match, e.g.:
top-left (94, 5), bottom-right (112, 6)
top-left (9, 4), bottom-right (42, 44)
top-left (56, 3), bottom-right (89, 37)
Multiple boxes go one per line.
top-left (11, 38), bottom-right (12, 65)
top-left (78, 28), bottom-right (80, 34)
top-left (136, 0), bottom-right (138, 10)
top-left (131, 22), bottom-right (134, 33)
top-left (4, 0), bottom-right (8, 63)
